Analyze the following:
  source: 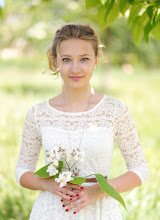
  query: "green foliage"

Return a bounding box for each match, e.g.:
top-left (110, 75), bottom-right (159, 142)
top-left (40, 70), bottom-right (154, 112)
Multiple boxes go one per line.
top-left (69, 177), bottom-right (86, 184)
top-left (119, 0), bottom-right (130, 15)
top-left (85, 0), bottom-right (160, 44)
top-left (151, 23), bottom-right (160, 40)
top-left (95, 174), bottom-right (127, 211)
top-left (96, 2), bottom-right (119, 30)
top-left (85, 0), bottom-right (101, 9)
top-left (34, 164), bottom-right (50, 177)
top-left (34, 161), bottom-right (63, 178)
top-left (131, 12), bottom-right (149, 45)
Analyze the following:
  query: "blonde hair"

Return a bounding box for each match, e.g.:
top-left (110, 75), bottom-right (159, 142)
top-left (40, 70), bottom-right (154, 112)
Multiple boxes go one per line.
top-left (43, 24), bottom-right (103, 76)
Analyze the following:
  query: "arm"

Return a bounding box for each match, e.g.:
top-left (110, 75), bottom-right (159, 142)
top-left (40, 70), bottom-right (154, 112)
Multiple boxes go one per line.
top-left (113, 101), bottom-right (149, 187)
top-left (96, 100), bottom-right (149, 198)
top-left (15, 105), bottom-right (42, 186)
top-left (15, 105), bottom-right (83, 200)
top-left (95, 171), bottom-right (142, 199)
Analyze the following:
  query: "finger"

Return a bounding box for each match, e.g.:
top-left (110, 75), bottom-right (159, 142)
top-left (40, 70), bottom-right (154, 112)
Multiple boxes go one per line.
top-left (64, 198), bottom-right (85, 212)
top-left (73, 202), bottom-right (86, 214)
top-left (61, 188), bottom-right (81, 198)
top-left (62, 195), bottom-right (77, 207)
top-left (57, 191), bottom-right (73, 201)
top-left (65, 182), bottom-right (84, 190)
top-left (61, 189), bottom-right (81, 203)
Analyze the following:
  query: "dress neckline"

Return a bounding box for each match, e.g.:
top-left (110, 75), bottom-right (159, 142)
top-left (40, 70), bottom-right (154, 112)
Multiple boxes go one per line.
top-left (46, 95), bottom-right (105, 115)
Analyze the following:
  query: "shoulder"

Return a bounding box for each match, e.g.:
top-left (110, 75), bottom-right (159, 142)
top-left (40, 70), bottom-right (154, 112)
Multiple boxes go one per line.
top-left (26, 100), bottom-right (48, 116)
top-left (103, 94), bottom-right (127, 110)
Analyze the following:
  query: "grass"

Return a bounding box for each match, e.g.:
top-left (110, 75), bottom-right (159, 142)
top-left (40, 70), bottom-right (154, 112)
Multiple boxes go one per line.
top-left (0, 59), bottom-right (160, 219)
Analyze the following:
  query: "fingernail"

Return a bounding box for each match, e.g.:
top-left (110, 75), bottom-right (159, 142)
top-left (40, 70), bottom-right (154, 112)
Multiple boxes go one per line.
top-left (76, 194), bottom-right (79, 197)
top-left (62, 205), bottom-right (65, 207)
top-left (65, 209), bottom-right (69, 212)
top-left (73, 212), bottom-right (76, 214)
top-left (81, 187), bottom-right (84, 190)
top-left (61, 199), bottom-right (63, 202)
top-left (70, 198), bottom-right (72, 200)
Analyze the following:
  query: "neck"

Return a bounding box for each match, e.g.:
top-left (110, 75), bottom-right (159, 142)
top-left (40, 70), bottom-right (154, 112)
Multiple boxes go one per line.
top-left (62, 85), bottom-right (94, 106)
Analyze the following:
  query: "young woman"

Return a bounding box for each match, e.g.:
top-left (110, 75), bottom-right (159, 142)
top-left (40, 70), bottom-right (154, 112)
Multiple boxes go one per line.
top-left (15, 24), bottom-right (149, 220)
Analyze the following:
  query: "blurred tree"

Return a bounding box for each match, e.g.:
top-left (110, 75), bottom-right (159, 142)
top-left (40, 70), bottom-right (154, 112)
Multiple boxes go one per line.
top-left (1, 0), bottom-right (159, 45)
top-left (85, 0), bottom-right (160, 45)
top-left (0, 0), bottom-right (160, 68)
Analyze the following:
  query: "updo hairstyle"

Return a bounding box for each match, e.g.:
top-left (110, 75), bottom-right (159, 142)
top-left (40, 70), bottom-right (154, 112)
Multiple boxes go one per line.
top-left (44, 24), bottom-right (103, 76)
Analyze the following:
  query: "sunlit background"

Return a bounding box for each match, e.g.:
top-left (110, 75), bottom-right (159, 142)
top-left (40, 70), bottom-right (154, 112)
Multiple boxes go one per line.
top-left (0, 0), bottom-right (160, 219)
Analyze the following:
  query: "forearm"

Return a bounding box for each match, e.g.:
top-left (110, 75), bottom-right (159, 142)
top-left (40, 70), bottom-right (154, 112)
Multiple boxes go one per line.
top-left (20, 171), bottom-right (50, 191)
top-left (98, 171), bottom-right (142, 198)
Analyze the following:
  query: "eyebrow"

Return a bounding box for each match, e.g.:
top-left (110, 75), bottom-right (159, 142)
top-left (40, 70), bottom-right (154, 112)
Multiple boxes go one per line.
top-left (61, 54), bottom-right (91, 57)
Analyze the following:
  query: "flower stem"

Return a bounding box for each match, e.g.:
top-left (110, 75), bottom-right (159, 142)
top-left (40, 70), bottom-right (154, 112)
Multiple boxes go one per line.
top-left (70, 160), bottom-right (78, 170)
top-left (64, 159), bottom-right (70, 171)
top-left (84, 174), bottom-right (95, 178)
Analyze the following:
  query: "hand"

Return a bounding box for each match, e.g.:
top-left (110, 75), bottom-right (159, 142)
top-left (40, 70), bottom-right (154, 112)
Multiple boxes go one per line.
top-left (61, 184), bottom-right (104, 214)
top-left (42, 178), bottom-right (83, 201)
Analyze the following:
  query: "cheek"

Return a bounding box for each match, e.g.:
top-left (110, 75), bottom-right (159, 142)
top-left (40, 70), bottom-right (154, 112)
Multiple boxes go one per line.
top-left (60, 65), bottom-right (70, 75)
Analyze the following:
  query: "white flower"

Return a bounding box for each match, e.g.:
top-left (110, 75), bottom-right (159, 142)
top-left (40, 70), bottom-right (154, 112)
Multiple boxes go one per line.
top-left (66, 148), bottom-right (85, 162)
top-left (55, 171), bottom-right (74, 187)
top-left (74, 150), bottom-right (85, 162)
top-left (60, 144), bottom-right (66, 151)
top-left (52, 159), bottom-right (59, 167)
top-left (66, 153), bottom-right (74, 162)
top-left (46, 164), bottom-right (58, 176)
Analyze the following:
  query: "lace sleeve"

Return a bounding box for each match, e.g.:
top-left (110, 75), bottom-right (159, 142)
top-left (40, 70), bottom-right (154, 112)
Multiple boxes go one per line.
top-left (114, 101), bottom-right (149, 186)
top-left (15, 105), bottom-right (42, 185)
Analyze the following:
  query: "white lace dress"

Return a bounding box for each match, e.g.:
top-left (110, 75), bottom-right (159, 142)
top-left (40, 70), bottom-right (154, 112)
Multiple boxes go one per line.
top-left (15, 95), bottom-right (149, 220)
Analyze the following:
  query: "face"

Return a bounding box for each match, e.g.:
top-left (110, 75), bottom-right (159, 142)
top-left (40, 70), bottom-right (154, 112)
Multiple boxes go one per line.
top-left (55, 38), bottom-right (99, 89)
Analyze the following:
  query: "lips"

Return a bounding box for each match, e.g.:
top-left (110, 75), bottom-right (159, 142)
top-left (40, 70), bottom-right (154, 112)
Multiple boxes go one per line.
top-left (69, 76), bottom-right (83, 78)
top-left (69, 76), bottom-right (83, 81)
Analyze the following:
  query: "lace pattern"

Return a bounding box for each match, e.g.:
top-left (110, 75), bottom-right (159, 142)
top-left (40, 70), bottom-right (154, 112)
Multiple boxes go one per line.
top-left (15, 95), bottom-right (149, 219)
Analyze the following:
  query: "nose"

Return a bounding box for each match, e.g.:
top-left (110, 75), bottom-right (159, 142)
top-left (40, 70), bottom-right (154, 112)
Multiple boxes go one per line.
top-left (70, 61), bottom-right (81, 74)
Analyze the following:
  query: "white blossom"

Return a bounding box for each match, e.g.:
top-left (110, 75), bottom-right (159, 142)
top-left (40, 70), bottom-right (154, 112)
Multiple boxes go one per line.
top-left (55, 171), bottom-right (74, 187)
top-left (52, 159), bottom-right (59, 167)
top-left (66, 148), bottom-right (85, 162)
top-left (46, 164), bottom-right (58, 176)
top-left (74, 150), bottom-right (85, 162)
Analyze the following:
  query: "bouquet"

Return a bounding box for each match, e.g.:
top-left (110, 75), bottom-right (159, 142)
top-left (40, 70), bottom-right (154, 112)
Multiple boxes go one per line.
top-left (34, 144), bottom-right (127, 210)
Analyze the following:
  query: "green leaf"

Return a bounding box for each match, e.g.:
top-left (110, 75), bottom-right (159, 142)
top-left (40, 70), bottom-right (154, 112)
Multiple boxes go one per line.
top-left (104, 0), bottom-right (114, 21)
top-left (131, 12), bottom-right (149, 45)
top-left (52, 173), bottom-right (59, 179)
top-left (97, 2), bottom-right (119, 30)
top-left (95, 174), bottom-right (128, 211)
top-left (119, 0), bottom-right (130, 16)
top-left (57, 161), bottom-right (63, 173)
top-left (34, 164), bottom-right (51, 178)
top-left (151, 23), bottom-right (160, 41)
top-left (147, 6), bottom-right (154, 20)
top-left (85, 0), bottom-right (102, 10)
top-left (97, 5), bottom-right (108, 30)
top-left (128, 0), bottom-right (134, 4)
top-left (105, 3), bottom-right (119, 27)
top-left (128, 3), bottom-right (144, 24)
top-left (34, 161), bottom-right (63, 178)
top-left (144, 22), bottom-right (153, 43)
top-left (69, 177), bottom-right (86, 185)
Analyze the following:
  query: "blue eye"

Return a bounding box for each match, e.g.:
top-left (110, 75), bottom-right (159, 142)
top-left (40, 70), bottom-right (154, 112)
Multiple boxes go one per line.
top-left (63, 58), bottom-right (70, 62)
top-left (81, 58), bottom-right (88, 62)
